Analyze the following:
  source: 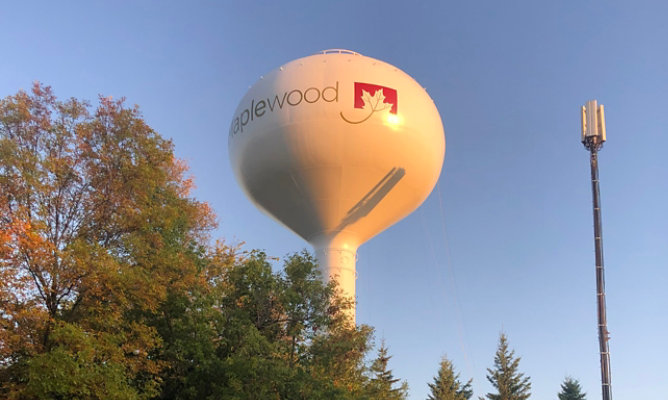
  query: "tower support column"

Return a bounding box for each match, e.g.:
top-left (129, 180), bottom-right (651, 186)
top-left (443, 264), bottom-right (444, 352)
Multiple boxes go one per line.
top-left (313, 238), bottom-right (357, 322)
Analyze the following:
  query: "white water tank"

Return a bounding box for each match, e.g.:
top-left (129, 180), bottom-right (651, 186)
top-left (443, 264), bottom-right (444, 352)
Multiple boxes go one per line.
top-left (229, 50), bottom-right (445, 321)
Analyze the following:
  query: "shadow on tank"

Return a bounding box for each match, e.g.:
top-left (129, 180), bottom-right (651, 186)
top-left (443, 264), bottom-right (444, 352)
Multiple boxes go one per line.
top-left (335, 167), bottom-right (405, 231)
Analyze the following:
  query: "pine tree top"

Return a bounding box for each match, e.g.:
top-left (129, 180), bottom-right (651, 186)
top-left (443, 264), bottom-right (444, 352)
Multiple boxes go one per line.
top-left (483, 333), bottom-right (531, 400)
top-left (427, 356), bottom-right (473, 400)
top-left (370, 341), bottom-right (408, 399)
top-left (558, 377), bottom-right (586, 400)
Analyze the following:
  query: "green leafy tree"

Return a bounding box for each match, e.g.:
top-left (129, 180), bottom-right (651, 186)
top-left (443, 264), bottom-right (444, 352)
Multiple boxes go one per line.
top-left (368, 341), bottom-right (408, 400)
top-left (558, 377), bottom-right (586, 400)
top-left (481, 333), bottom-right (531, 400)
top-left (0, 83), bottom-right (409, 400)
top-left (0, 83), bottom-right (214, 399)
top-left (155, 250), bottom-right (385, 400)
top-left (427, 356), bottom-right (473, 400)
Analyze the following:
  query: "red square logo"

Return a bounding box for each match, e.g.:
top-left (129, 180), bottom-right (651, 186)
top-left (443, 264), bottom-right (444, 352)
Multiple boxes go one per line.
top-left (354, 82), bottom-right (398, 114)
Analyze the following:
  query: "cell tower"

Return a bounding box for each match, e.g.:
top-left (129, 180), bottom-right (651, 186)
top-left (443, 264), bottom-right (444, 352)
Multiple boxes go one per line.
top-left (581, 100), bottom-right (612, 400)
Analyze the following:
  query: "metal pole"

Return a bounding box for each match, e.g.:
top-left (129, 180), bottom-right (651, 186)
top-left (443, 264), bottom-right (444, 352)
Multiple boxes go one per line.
top-left (589, 149), bottom-right (612, 400)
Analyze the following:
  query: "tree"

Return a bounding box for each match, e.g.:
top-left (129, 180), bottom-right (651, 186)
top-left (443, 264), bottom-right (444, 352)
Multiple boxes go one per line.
top-left (0, 83), bottom-right (214, 398)
top-left (558, 377), bottom-right (586, 400)
top-left (482, 333), bottom-right (531, 400)
top-left (368, 341), bottom-right (408, 400)
top-left (427, 356), bottom-right (473, 400)
top-left (0, 83), bottom-right (409, 399)
top-left (155, 250), bottom-right (387, 400)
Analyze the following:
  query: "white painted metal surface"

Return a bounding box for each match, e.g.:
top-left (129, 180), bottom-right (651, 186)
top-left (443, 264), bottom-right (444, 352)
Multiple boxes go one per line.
top-left (229, 50), bottom-right (445, 320)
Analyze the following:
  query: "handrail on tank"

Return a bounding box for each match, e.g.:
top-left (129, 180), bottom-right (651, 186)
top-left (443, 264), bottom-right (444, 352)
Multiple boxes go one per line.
top-left (319, 49), bottom-right (360, 55)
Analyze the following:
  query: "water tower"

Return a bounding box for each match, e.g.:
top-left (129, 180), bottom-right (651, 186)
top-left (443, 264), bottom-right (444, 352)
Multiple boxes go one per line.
top-left (229, 50), bottom-right (445, 321)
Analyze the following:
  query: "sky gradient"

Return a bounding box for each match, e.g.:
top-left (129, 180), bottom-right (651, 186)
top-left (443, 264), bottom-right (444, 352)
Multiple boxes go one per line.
top-left (2, 1), bottom-right (667, 398)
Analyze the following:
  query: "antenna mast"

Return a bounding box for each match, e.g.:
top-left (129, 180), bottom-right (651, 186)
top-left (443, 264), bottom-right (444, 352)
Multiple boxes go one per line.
top-left (581, 100), bottom-right (612, 400)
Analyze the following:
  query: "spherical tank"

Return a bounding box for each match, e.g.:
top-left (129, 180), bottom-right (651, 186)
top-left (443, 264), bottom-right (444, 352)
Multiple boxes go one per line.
top-left (229, 50), bottom-right (445, 320)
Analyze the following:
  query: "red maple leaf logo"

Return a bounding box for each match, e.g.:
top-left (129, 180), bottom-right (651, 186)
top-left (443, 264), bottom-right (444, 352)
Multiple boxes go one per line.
top-left (353, 82), bottom-right (397, 114)
top-left (340, 82), bottom-right (398, 124)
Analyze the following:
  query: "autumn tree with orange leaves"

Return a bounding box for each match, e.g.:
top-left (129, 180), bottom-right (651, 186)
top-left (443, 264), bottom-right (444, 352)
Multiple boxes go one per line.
top-left (0, 84), bottom-right (407, 400)
top-left (0, 83), bottom-right (215, 398)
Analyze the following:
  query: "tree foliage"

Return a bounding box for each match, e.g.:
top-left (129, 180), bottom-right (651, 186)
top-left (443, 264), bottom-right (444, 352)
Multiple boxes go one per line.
top-left (481, 333), bottom-right (531, 400)
top-left (427, 356), bottom-right (473, 400)
top-left (0, 83), bottom-right (214, 398)
top-left (368, 341), bottom-right (408, 399)
top-left (0, 84), bottom-right (406, 399)
top-left (157, 250), bottom-right (394, 400)
top-left (557, 377), bottom-right (586, 400)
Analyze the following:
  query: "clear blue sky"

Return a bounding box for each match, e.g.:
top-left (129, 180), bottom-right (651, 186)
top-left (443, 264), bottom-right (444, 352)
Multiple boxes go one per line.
top-left (2, 1), bottom-right (666, 398)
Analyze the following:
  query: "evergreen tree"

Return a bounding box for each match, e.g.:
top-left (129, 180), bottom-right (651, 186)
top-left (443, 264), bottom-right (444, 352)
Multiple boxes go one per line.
top-left (370, 341), bottom-right (409, 399)
top-left (427, 356), bottom-right (473, 400)
top-left (482, 333), bottom-right (531, 400)
top-left (558, 377), bottom-right (586, 400)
